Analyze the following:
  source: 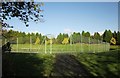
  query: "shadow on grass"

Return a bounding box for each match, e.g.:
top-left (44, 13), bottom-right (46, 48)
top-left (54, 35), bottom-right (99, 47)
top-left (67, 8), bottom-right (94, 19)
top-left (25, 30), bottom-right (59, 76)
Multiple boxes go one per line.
top-left (51, 54), bottom-right (94, 77)
top-left (75, 50), bottom-right (119, 77)
top-left (2, 49), bottom-right (119, 77)
top-left (2, 53), bottom-right (45, 77)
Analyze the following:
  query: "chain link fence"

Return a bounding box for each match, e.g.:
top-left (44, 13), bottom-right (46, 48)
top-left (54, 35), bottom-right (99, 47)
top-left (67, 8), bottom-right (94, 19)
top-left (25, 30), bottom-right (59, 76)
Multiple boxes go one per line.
top-left (2, 34), bottom-right (110, 53)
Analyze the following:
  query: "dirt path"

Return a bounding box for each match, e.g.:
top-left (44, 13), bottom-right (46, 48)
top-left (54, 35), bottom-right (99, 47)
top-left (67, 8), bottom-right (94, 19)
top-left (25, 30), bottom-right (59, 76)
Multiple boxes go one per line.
top-left (51, 54), bottom-right (93, 77)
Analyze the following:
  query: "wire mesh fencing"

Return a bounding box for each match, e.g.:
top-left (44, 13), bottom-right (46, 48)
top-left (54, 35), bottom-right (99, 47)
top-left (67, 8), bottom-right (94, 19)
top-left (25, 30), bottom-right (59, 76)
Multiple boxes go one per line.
top-left (2, 35), bottom-right (110, 54)
top-left (1, 33), bottom-right (110, 54)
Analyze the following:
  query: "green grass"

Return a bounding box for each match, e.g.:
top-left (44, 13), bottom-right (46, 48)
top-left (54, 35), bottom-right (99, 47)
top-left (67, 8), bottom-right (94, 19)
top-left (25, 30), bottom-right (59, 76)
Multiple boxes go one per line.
top-left (3, 49), bottom-right (119, 77)
top-left (73, 49), bottom-right (119, 77)
top-left (3, 44), bottom-right (119, 77)
top-left (3, 53), bottom-right (55, 77)
top-left (110, 45), bottom-right (120, 50)
top-left (11, 43), bottom-right (110, 53)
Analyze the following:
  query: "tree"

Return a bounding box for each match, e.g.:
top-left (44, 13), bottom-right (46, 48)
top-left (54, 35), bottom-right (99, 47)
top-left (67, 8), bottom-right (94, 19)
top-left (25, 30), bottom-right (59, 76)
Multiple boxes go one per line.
top-left (94, 32), bottom-right (101, 40)
top-left (52, 38), bottom-right (56, 44)
top-left (81, 31), bottom-right (90, 43)
top-left (62, 38), bottom-right (69, 44)
top-left (84, 32), bottom-right (90, 37)
top-left (63, 33), bottom-right (68, 38)
top-left (1, 1), bottom-right (44, 27)
top-left (76, 32), bottom-right (81, 43)
top-left (31, 33), bottom-right (36, 44)
top-left (39, 33), bottom-right (42, 44)
top-left (103, 30), bottom-right (107, 42)
top-left (107, 30), bottom-right (113, 42)
top-left (117, 31), bottom-right (120, 45)
top-left (112, 31), bottom-right (117, 40)
top-left (35, 37), bottom-right (40, 44)
top-left (103, 30), bottom-right (113, 43)
top-left (46, 39), bottom-right (52, 45)
top-left (82, 31), bottom-right (85, 36)
top-left (2, 29), bottom-right (45, 44)
top-left (72, 32), bottom-right (80, 44)
top-left (57, 33), bottom-right (63, 44)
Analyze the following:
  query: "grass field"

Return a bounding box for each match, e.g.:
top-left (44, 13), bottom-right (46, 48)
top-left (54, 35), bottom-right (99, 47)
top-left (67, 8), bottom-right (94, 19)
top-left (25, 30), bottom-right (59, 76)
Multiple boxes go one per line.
top-left (11, 43), bottom-right (110, 53)
top-left (3, 53), bottom-right (56, 77)
top-left (2, 45), bottom-right (119, 77)
top-left (73, 49), bottom-right (120, 77)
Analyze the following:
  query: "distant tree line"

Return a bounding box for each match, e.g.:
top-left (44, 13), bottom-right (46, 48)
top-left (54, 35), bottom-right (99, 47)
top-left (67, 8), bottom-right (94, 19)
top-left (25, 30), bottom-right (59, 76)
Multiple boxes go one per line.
top-left (2, 29), bottom-right (120, 45)
top-left (2, 30), bottom-right (44, 44)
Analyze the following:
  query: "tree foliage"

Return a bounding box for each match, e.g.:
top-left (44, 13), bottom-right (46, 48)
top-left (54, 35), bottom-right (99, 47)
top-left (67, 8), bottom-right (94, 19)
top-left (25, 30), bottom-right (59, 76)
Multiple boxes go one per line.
top-left (57, 33), bottom-right (63, 44)
top-left (71, 32), bottom-right (80, 44)
top-left (35, 37), bottom-right (40, 44)
top-left (62, 38), bottom-right (69, 44)
top-left (94, 32), bottom-right (101, 40)
top-left (46, 39), bottom-right (52, 45)
top-left (1, 2), bottom-right (44, 27)
top-left (103, 30), bottom-right (113, 43)
top-left (112, 31), bottom-right (117, 40)
top-left (2, 29), bottom-right (120, 45)
top-left (82, 31), bottom-right (85, 36)
top-left (84, 32), bottom-right (90, 37)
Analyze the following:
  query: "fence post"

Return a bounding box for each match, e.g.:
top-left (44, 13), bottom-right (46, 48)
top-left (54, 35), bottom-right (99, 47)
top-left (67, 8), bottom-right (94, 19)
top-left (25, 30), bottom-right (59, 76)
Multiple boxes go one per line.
top-left (50, 38), bottom-right (52, 54)
top-left (80, 35), bottom-right (83, 52)
top-left (17, 38), bottom-right (18, 52)
top-left (45, 36), bottom-right (46, 54)
top-left (30, 36), bottom-right (32, 52)
top-left (93, 39), bottom-right (95, 53)
top-left (89, 37), bottom-right (90, 52)
top-left (70, 34), bottom-right (72, 46)
top-left (97, 40), bottom-right (99, 52)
